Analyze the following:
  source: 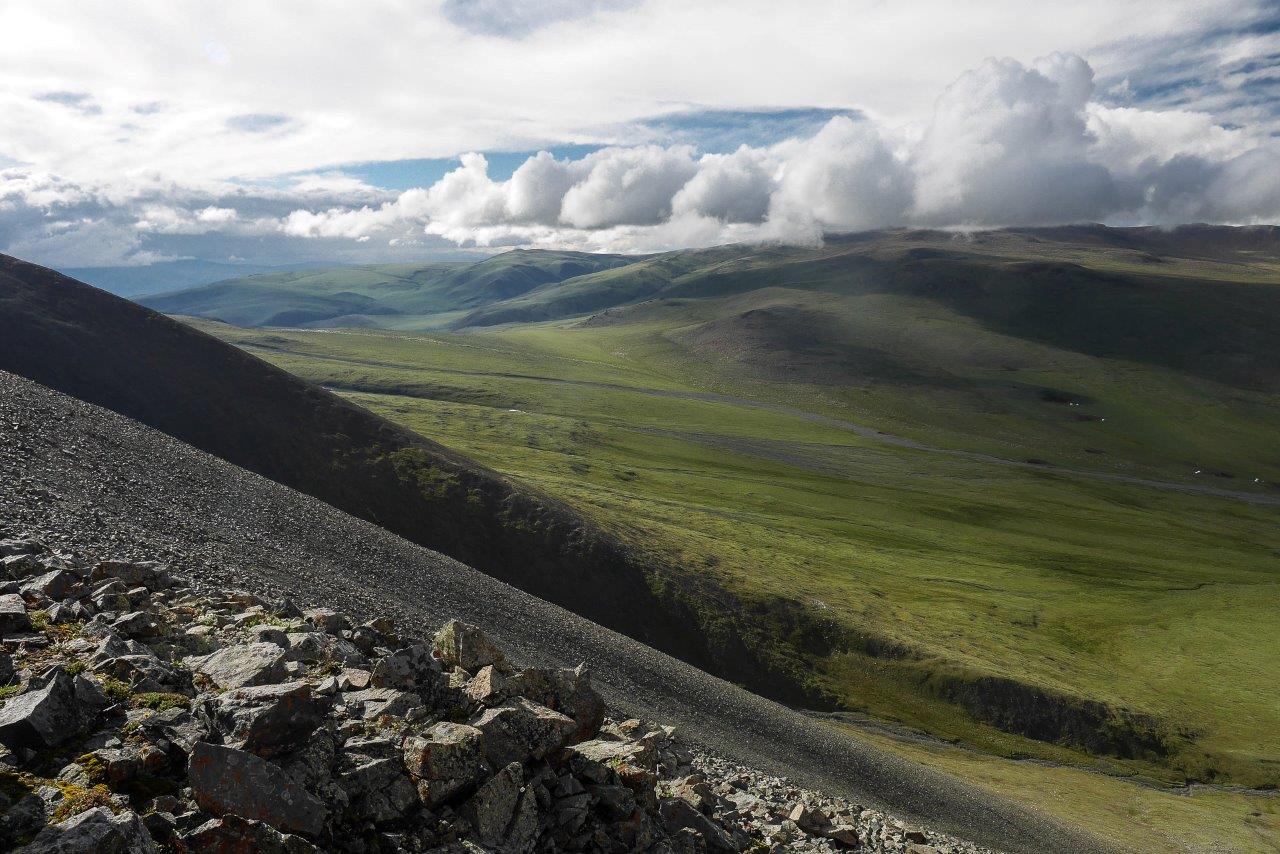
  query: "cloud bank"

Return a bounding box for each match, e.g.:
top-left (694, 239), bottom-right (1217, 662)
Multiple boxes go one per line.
top-left (269, 53), bottom-right (1280, 254)
top-left (3, 49), bottom-right (1279, 266)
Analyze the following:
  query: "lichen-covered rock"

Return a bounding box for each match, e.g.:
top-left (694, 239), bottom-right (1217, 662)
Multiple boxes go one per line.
top-left (188, 741), bottom-right (327, 836)
top-left (459, 761), bottom-right (527, 848)
top-left (110, 611), bottom-right (163, 639)
top-left (0, 667), bottom-right (87, 748)
top-left (464, 664), bottom-right (512, 705)
top-left (203, 680), bottom-right (329, 756)
top-left (180, 814), bottom-right (318, 853)
top-left (371, 643), bottom-right (441, 690)
top-left (471, 697), bottom-right (576, 769)
top-left (403, 721), bottom-right (490, 806)
top-left (339, 737), bottom-right (420, 824)
top-left (342, 686), bottom-right (423, 720)
top-left (303, 608), bottom-right (349, 636)
top-left (517, 664), bottom-right (605, 743)
top-left (15, 806), bottom-right (157, 854)
top-left (433, 619), bottom-right (505, 672)
top-left (190, 641), bottom-right (287, 689)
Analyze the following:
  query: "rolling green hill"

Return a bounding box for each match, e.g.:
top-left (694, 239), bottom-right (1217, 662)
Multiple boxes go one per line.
top-left (141, 249), bottom-right (635, 329)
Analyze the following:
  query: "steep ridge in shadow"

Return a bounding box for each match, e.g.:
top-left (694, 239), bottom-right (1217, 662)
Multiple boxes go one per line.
top-left (0, 253), bottom-right (817, 707)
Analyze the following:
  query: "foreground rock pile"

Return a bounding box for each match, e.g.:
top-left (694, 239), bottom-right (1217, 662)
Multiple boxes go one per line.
top-left (0, 532), bottom-right (992, 853)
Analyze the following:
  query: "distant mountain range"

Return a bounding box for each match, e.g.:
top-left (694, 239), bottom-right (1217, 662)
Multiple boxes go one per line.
top-left (63, 259), bottom-right (331, 298)
top-left (134, 224), bottom-right (1280, 394)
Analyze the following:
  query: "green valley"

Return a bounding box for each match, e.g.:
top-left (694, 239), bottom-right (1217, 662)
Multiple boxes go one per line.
top-left (161, 225), bottom-right (1280, 848)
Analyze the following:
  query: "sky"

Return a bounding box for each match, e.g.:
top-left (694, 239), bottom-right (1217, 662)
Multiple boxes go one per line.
top-left (1, 0), bottom-right (1278, 268)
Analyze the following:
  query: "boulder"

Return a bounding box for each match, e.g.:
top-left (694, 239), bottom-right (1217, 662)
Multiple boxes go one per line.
top-left (433, 619), bottom-right (505, 672)
top-left (464, 664), bottom-right (512, 705)
top-left (92, 560), bottom-right (171, 590)
top-left (789, 802), bottom-right (832, 834)
top-left (459, 761), bottom-right (529, 848)
top-left (517, 664), bottom-right (605, 742)
top-left (190, 642), bottom-right (287, 689)
top-left (0, 538), bottom-right (42, 558)
top-left (188, 741), bottom-right (327, 837)
top-left (204, 680), bottom-right (329, 756)
top-left (342, 686), bottom-right (423, 720)
top-left (0, 667), bottom-right (86, 749)
top-left (403, 721), bottom-right (490, 806)
top-left (284, 632), bottom-right (366, 667)
top-left (111, 611), bottom-right (163, 639)
top-left (340, 738), bottom-right (419, 824)
top-left (659, 797), bottom-right (737, 854)
top-left (825, 825), bottom-right (860, 847)
top-left (303, 608), bottom-right (349, 635)
top-left (180, 814), bottom-right (318, 853)
top-left (20, 568), bottom-right (75, 600)
top-left (248, 624), bottom-right (289, 647)
top-left (0, 593), bottom-right (31, 635)
top-left (562, 738), bottom-right (656, 783)
top-left (15, 806), bottom-right (157, 854)
top-left (472, 698), bottom-right (576, 769)
top-left (371, 643), bottom-right (441, 690)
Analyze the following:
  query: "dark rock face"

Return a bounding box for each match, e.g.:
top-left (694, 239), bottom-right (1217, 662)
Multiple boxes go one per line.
top-left (0, 668), bottom-right (87, 749)
top-left (189, 741), bottom-right (328, 836)
top-left (202, 680), bottom-right (330, 756)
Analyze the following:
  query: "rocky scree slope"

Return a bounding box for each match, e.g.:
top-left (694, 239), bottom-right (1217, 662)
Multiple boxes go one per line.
top-left (0, 532), bottom-right (993, 854)
top-left (0, 370), bottom-right (1109, 854)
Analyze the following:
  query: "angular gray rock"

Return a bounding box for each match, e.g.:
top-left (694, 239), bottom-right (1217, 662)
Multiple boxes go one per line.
top-left (517, 664), bottom-right (605, 743)
top-left (188, 741), bottom-right (327, 836)
top-left (342, 686), bottom-right (423, 720)
top-left (433, 619), bottom-right (505, 671)
top-left (180, 814), bottom-right (318, 853)
top-left (403, 721), bottom-right (490, 806)
top-left (204, 680), bottom-right (329, 756)
top-left (92, 560), bottom-right (171, 589)
top-left (370, 643), bottom-right (440, 690)
top-left (471, 697), bottom-right (576, 769)
top-left (340, 738), bottom-right (419, 824)
top-left (0, 592), bottom-right (31, 635)
top-left (20, 568), bottom-right (74, 600)
top-left (190, 641), bottom-right (287, 689)
top-left (0, 667), bottom-right (86, 748)
top-left (15, 806), bottom-right (157, 854)
top-left (459, 761), bottom-right (526, 847)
